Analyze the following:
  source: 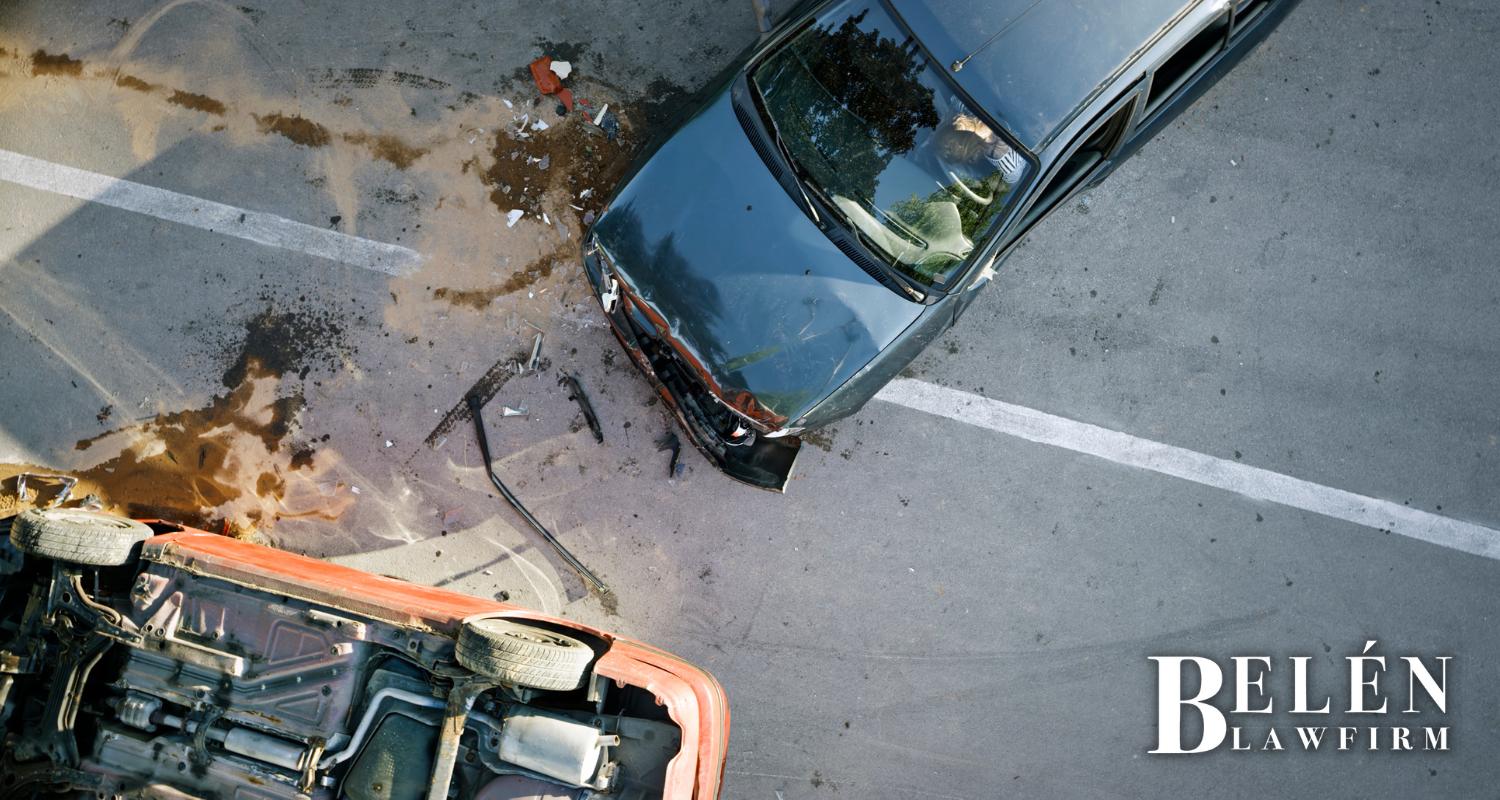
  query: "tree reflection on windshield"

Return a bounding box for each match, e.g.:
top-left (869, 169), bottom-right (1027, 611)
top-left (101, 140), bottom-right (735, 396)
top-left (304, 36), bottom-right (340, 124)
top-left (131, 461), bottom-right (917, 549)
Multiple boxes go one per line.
top-left (766, 9), bottom-right (937, 202)
top-left (753, 1), bottom-right (1029, 287)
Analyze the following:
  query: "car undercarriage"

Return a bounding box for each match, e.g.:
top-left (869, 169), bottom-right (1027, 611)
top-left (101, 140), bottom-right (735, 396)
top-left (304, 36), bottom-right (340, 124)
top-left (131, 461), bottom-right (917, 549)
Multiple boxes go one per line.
top-left (0, 510), bottom-right (693, 799)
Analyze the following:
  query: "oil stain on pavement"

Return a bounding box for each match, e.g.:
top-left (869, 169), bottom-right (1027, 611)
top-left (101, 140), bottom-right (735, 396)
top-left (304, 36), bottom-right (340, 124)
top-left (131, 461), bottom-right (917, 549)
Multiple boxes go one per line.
top-left (1, 310), bottom-right (356, 535)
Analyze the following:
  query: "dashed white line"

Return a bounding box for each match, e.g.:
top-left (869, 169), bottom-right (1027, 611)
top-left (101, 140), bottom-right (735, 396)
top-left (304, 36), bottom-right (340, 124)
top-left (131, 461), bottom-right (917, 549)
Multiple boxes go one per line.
top-left (0, 149), bottom-right (421, 276)
top-left (876, 378), bottom-right (1500, 561)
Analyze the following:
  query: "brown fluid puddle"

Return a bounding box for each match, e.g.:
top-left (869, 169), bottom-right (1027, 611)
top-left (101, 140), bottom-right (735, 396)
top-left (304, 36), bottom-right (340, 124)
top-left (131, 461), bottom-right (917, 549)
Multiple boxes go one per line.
top-left (167, 89), bottom-right (226, 115)
top-left (115, 74), bottom-right (156, 92)
top-left (431, 245), bottom-right (570, 309)
top-left (2, 363), bottom-right (353, 535)
top-left (254, 112), bottom-right (332, 148)
top-left (30, 49), bottom-right (82, 76)
top-left (343, 131), bottom-right (428, 170)
top-left (1, 306), bottom-right (357, 534)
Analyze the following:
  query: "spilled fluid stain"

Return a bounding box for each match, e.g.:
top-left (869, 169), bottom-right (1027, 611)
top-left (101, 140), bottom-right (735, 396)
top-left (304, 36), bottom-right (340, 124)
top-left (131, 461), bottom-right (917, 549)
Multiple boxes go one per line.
top-left (115, 74), bottom-right (156, 92)
top-left (30, 49), bottom-right (82, 77)
top-left (342, 131), bottom-right (428, 169)
top-left (431, 246), bottom-right (568, 309)
top-left (800, 428), bottom-right (836, 453)
top-left (167, 89), bottom-right (226, 115)
top-left (0, 307), bottom-right (358, 534)
top-left (5, 363), bottom-right (353, 534)
top-left (67, 365), bottom-right (299, 530)
top-left (220, 306), bottom-right (351, 389)
top-left (254, 112), bottom-right (332, 148)
top-left (12, 51), bottom-right (434, 167)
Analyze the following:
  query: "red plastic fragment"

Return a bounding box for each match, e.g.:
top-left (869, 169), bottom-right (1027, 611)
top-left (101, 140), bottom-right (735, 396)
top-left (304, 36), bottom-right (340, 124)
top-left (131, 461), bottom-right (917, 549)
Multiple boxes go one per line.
top-left (529, 56), bottom-right (574, 113)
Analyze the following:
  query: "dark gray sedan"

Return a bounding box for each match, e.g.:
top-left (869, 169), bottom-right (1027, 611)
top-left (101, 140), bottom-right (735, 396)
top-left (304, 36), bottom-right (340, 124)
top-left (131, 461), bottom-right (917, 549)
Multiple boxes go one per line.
top-left (584, 0), bottom-right (1300, 489)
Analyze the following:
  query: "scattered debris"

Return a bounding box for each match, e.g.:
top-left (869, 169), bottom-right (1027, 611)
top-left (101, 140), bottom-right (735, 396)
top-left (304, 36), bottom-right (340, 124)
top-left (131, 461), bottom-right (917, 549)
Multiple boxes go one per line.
top-left (506, 209), bottom-right (524, 227)
top-left (549, 60), bottom-right (574, 80)
top-left (527, 332), bottom-right (544, 372)
top-left (655, 432), bottom-right (683, 479)
top-left (528, 55), bottom-right (574, 113)
top-left (14, 473), bottom-right (77, 509)
top-left (597, 114), bottom-right (620, 141)
top-left (501, 405), bottom-right (528, 417)
top-left (582, 101), bottom-right (619, 141)
top-left (466, 393), bottom-right (606, 591)
top-left (558, 373), bottom-right (603, 444)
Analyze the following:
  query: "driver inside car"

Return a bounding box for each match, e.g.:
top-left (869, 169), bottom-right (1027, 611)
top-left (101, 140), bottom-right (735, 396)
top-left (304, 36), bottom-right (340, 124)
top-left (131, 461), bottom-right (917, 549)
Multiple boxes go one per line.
top-left (942, 111), bottom-right (1028, 188)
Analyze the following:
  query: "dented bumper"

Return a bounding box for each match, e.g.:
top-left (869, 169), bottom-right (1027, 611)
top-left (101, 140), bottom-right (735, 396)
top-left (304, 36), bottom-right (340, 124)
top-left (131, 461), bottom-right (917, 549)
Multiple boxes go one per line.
top-left (582, 241), bottom-right (800, 491)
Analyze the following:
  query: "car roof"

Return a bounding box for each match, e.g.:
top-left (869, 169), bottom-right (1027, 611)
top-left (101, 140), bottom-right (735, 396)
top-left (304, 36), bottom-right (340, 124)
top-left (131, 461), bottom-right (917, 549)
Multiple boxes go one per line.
top-left (889, 0), bottom-right (1195, 149)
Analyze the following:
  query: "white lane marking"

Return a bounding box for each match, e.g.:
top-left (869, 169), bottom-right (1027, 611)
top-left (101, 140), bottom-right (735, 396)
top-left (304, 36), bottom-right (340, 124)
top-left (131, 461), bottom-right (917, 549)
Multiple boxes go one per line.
top-left (0, 149), bottom-right (421, 276)
top-left (875, 379), bottom-right (1500, 560)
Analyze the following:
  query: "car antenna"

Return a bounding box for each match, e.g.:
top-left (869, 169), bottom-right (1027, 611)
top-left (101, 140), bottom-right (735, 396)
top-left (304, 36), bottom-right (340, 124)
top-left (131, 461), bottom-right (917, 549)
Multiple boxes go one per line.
top-left (951, 0), bottom-right (1049, 72)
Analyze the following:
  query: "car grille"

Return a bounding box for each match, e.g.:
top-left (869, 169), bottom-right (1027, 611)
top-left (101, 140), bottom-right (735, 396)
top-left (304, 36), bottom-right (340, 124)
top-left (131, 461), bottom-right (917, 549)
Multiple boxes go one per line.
top-left (612, 300), bottom-right (751, 452)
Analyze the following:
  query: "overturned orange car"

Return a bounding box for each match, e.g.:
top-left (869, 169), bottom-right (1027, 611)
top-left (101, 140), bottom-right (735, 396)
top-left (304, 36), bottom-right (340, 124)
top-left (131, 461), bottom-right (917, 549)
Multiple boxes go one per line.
top-left (0, 509), bottom-right (728, 799)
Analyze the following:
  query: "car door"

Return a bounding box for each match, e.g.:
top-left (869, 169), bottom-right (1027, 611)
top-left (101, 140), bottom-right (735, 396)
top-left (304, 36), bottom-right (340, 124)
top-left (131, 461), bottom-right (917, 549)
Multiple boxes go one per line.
top-left (948, 85), bottom-right (1141, 326)
top-left (1011, 87), bottom-right (1141, 237)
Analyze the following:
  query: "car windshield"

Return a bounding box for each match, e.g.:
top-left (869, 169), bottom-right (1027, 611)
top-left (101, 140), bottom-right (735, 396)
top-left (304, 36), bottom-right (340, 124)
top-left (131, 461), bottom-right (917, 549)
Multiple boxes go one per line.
top-left (751, 0), bottom-right (1030, 287)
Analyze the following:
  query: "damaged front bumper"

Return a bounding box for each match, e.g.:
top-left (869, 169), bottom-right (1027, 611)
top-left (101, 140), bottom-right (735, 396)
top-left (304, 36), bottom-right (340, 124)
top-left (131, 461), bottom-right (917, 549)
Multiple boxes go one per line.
top-left (582, 239), bottom-right (800, 491)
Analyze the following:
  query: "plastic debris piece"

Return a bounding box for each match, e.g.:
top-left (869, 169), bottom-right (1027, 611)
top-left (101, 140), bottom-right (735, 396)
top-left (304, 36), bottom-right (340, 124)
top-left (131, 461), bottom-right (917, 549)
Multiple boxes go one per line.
top-left (592, 103), bottom-right (609, 126)
top-left (501, 406), bottom-right (528, 417)
top-left (537, 154), bottom-right (550, 171)
top-left (384, 440), bottom-right (394, 448)
top-left (502, 98), bottom-right (513, 109)
top-left (599, 113), bottom-right (619, 141)
top-left (527, 332), bottom-right (543, 371)
top-left (506, 209), bottom-right (524, 227)
top-left (550, 60), bottom-right (573, 79)
top-left (578, 188), bottom-right (593, 199)
top-left (656, 432), bottom-right (683, 479)
top-left (542, 212), bottom-right (550, 225)
top-left (582, 210), bottom-right (596, 225)
top-left (528, 56), bottom-right (575, 113)
top-left (531, 119), bottom-right (549, 132)
top-left (559, 373), bottom-right (604, 444)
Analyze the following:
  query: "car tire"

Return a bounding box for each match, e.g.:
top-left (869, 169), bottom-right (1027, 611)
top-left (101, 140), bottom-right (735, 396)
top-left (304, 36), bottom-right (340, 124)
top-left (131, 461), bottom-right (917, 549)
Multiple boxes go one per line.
top-left (9, 509), bottom-right (152, 566)
top-left (455, 618), bottom-right (594, 691)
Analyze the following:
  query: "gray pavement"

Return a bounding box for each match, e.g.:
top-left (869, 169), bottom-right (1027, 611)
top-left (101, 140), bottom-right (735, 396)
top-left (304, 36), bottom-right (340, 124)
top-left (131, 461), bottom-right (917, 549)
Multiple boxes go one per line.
top-left (1, 1), bottom-right (1497, 797)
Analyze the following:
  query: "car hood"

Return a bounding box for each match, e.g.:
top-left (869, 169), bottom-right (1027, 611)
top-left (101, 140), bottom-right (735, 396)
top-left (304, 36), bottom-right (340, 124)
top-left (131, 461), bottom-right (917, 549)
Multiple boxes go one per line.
top-left (592, 85), bottom-right (923, 425)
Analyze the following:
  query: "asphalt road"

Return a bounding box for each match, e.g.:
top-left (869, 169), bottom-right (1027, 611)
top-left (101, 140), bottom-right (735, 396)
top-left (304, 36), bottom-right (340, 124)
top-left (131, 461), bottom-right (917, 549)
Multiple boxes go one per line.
top-left (1, 1), bottom-right (1497, 797)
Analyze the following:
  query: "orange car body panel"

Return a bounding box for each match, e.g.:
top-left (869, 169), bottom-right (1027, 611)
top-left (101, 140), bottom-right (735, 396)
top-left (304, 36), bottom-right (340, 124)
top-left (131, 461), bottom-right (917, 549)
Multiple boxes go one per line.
top-left (141, 529), bottom-right (728, 799)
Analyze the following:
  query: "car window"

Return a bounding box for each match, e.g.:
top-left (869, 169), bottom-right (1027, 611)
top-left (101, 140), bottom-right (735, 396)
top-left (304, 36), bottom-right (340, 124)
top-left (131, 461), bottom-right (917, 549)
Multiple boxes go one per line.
top-left (750, 0), bottom-right (1031, 287)
top-left (1143, 13), bottom-right (1230, 120)
top-left (1012, 96), bottom-right (1136, 236)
